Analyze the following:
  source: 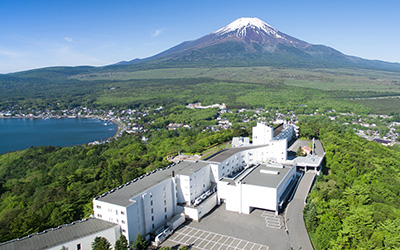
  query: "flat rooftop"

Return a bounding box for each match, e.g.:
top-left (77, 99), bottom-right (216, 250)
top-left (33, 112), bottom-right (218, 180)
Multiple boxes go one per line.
top-left (96, 160), bottom-right (210, 207)
top-left (222, 163), bottom-right (293, 189)
top-left (294, 155), bottom-right (323, 167)
top-left (206, 145), bottom-right (266, 163)
top-left (0, 218), bottom-right (118, 250)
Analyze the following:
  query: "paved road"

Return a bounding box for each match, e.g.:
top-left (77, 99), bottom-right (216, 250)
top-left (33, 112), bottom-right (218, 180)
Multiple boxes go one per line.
top-left (285, 171), bottom-right (316, 250)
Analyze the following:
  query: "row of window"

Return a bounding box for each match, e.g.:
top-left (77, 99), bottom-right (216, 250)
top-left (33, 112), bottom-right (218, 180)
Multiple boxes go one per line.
top-left (96, 205), bottom-right (125, 215)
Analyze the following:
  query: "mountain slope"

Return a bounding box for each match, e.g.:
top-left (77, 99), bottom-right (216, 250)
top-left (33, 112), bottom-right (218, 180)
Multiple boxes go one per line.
top-left (122, 17), bottom-right (400, 71)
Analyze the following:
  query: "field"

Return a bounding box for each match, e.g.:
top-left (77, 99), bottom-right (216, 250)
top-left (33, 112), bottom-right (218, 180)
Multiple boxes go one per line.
top-left (71, 66), bottom-right (400, 93)
top-left (3, 65), bottom-right (400, 115)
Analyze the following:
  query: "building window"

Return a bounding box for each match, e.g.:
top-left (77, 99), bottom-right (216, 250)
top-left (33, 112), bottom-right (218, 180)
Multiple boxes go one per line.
top-left (96, 205), bottom-right (101, 209)
top-left (164, 207), bottom-right (167, 213)
top-left (122, 229), bottom-right (126, 233)
top-left (116, 210), bottom-right (118, 215)
top-left (122, 220), bottom-right (125, 224)
top-left (77, 243), bottom-right (81, 250)
top-left (150, 200), bottom-right (153, 206)
top-left (164, 200), bottom-right (166, 205)
top-left (152, 224), bottom-right (155, 229)
top-left (151, 208), bottom-right (154, 213)
top-left (152, 216), bottom-right (154, 221)
top-left (97, 214), bottom-right (102, 218)
top-left (165, 215), bottom-right (167, 220)
top-left (121, 211), bottom-right (125, 215)
top-left (163, 185), bottom-right (166, 190)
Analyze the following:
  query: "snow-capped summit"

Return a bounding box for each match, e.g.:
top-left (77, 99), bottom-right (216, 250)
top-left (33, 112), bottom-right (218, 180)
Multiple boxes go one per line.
top-left (127, 17), bottom-right (393, 71)
top-left (214, 17), bottom-right (280, 38)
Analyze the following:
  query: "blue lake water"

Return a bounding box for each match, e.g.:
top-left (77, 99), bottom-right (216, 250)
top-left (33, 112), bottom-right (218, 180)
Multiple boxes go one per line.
top-left (0, 118), bottom-right (117, 154)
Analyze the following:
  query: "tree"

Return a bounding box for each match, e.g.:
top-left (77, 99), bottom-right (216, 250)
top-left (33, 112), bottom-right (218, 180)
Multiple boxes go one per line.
top-left (92, 236), bottom-right (111, 250)
top-left (60, 246), bottom-right (69, 250)
top-left (131, 233), bottom-right (147, 250)
top-left (296, 146), bottom-right (304, 156)
top-left (115, 234), bottom-right (129, 250)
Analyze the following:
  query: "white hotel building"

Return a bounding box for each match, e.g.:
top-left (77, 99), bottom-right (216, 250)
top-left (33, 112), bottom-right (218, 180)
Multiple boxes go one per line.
top-left (93, 122), bottom-right (305, 244)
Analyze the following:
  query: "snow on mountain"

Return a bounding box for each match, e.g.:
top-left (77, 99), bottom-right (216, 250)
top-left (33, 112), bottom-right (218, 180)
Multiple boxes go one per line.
top-left (213, 17), bottom-right (284, 39)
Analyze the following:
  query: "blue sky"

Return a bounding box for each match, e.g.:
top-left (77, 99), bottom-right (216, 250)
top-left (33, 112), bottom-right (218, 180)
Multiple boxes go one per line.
top-left (1, 0), bottom-right (399, 73)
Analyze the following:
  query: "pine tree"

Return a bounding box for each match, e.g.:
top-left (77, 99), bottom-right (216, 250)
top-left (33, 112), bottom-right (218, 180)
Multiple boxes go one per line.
top-left (131, 233), bottom-right (147, 250)
top-left (92, 236), bottom-right (111, 250)
top-left (115, 234), bottom-right (129, 250)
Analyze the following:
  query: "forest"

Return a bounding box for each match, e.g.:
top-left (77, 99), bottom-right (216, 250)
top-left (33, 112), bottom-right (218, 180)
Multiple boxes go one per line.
top-left (301, 117), bottom-right (400, 249)
top-left (0, 126), bottom-right (237, 243)
top-left (1, 65), bottom-right (400, 248)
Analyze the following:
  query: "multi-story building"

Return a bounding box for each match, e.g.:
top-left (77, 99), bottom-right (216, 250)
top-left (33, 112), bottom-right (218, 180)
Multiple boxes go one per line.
top-left (93, 122), bottom-right (304, 243)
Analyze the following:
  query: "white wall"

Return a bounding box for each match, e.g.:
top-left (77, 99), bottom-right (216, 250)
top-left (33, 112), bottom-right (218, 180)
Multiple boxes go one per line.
top-left (252, 123), bottom-right (273, 145)
top-left (93, 200), bottom-right (128, 238)
top-left (217, 182), bottom-right (241, 212)
top-left (186, 166), bottom-right (211, 204)
top-left (241, 184), bottom-right (277, 213)
top-left (269, 139), bottom-right (287, 162)
top-left (131, 178), bottom-right (175, 238)
top-left (183, 193), bottom-right (217, 221)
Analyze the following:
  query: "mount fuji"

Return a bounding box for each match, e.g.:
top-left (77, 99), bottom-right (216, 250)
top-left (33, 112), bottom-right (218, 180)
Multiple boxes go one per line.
top-left (120, 17), bottom-right (400, 71)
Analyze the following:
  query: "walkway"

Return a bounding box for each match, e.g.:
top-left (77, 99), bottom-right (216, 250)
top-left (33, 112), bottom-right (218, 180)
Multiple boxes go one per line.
top-left (285, 171), bottom-right (316, 250)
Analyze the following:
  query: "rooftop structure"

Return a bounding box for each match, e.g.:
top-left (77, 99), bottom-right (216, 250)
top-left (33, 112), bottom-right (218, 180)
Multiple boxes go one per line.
top-left (96, 161), bottom-right (210, 207)
top-left (0, 218), bottom-right (120, 250)
top-left (206, 145), bottom-right (265, 162)
top-left (240, 163), bottom-right (293, 188)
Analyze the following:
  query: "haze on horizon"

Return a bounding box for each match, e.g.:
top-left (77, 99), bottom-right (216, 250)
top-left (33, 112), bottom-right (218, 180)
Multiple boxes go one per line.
top-left (1, 0), bottom-right (399, 74)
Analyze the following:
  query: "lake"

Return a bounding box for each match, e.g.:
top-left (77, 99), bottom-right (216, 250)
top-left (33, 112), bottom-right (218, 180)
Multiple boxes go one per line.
top-left (0, 118), bottom-right (117, 154)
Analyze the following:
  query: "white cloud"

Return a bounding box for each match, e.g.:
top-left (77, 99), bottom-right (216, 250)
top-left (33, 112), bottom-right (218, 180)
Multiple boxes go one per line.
top-left (64, 37), bottom-right (74, 43)
top-left (152, 29), bottom-right (163, 37)
top-left (0, 49), bottom-right (22, 58)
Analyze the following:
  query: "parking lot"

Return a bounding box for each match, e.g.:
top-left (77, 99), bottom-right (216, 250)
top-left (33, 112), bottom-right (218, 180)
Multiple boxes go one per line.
top-left (161, 204), bottom-right (290, 250)
top-left (168, 226), bottom-right (269, 250)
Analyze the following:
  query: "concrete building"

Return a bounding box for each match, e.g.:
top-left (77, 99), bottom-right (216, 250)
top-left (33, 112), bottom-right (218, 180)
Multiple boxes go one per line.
top-left (93, 122), bottom-right (305, 243)
top-left (218, 162), bottom-right (299, 214)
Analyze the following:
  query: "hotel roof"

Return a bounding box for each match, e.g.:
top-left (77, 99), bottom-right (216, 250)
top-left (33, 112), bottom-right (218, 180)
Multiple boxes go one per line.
top-left (222, 163), bottom-right (293, 188)
top-left (206, 145), bottom-right (266, 163)
top-left (242, 163), bottom-right (293, 188)
top-left (0, 218), bottom-right (118, 250)
top-left (96, 160), bottom-right (210, 207)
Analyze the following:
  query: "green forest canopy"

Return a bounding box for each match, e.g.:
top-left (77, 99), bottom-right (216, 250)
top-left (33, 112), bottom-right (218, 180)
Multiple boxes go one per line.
top-left (301, 117), bottom-right (400, 249)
